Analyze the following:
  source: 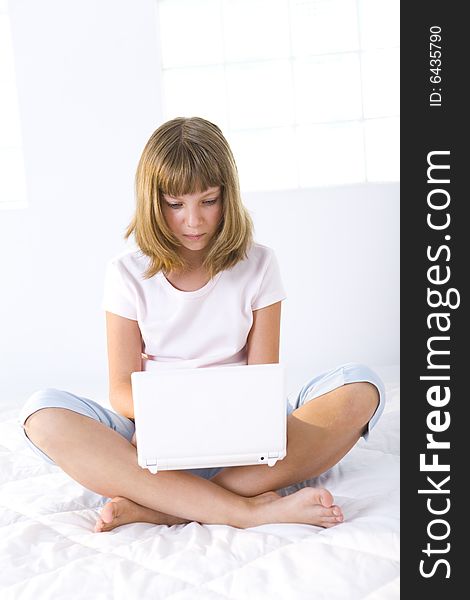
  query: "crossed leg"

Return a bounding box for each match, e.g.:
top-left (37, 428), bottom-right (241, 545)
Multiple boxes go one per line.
top-left (96, 381), bottom-right (379, 531)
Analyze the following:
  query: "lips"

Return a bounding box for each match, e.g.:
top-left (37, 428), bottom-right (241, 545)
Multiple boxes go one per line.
top-left (184, 234), bottom-right (205, 238)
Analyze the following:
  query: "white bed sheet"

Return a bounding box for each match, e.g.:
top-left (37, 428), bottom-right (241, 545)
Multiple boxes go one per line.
top-left (0, 368), bottom-right (399, 599)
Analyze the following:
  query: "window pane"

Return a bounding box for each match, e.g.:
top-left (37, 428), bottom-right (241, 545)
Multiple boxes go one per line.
top-left (359, 0), bottom-right (400, 50)
top-left (226, 60), bottom-right (293, 129)
top-left (365, 117), bottom-right (399, 181)
top-left (362, 48), bottom-right (400, 118)
top-left (162, 66), bottom-right (227, 129)
top-left (297, 122), bottom-right (365, 186)
top-left (223, 0), bottom-right (290, 62)
top-left (228, 127), bottom-right (297, 191)
top-left (294, 53), bottom-right (362, 124)
top-left (156, 0), bottom-right (400, 189)
top-left (158, 0), bottom-right (224, 68)
top-left (290, 0), bottom-right (359, 56)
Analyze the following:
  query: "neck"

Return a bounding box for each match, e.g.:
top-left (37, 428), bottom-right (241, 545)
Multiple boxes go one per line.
top-left (178, 247), bottom-right (208, 272)
top-left (184, 262), bottom-right (205, 273)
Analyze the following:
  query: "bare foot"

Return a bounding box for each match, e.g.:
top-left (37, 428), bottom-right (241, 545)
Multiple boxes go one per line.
top-left (94, 497), bottom-right (189, 533)
top-left (94, 490), bottom-right (281, 533)
top-left (94, 488), bottom-right (343, 532)
top-left (246, 486), bottom-right (344, 528)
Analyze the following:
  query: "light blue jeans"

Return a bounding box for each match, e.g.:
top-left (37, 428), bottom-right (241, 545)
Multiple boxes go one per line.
top-left (19, 362), bottom-right (386, 481)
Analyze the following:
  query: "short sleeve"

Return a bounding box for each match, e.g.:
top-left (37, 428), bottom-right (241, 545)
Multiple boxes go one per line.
top-left (251, 249), bottom-right (287, 310)
top-left (101, 260), bottom-right (138, 320)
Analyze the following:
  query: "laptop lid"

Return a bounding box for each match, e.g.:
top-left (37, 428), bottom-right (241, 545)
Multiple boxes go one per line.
top-left (131, 363), bottom-right (287, 474)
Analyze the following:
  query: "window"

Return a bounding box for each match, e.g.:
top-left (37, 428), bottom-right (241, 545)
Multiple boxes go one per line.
top-left (156, 0), bottom-right (399, 190)
top-left (0, 0), bottom-right (27, 209)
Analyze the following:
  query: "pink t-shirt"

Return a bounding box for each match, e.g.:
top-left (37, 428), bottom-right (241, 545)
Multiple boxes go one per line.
top-left (101, 243), bottom-right (287, 371)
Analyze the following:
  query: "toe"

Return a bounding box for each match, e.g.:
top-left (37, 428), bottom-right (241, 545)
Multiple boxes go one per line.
top-left (321, 508), bottom-right (341, 521)
top-left (94, 518), bottom-right (105, 533)
top-left (317, 487), bottom-right (334, 508)
top-left (316, 505), bottom-right (344, 524)
top-left (328, 506), bottom-right (343, 520)
top-left (331, 505), bottom-right (343, 517)
top-left (298, 486), bottom-right (334, 508)
top-left (100, 500), bottom-right (118, 524)
top-left (324, 514), bottom-right (343, 522)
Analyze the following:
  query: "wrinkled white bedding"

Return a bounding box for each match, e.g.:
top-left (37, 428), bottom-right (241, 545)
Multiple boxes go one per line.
top-left (0, 369), bottom-right (399, 599)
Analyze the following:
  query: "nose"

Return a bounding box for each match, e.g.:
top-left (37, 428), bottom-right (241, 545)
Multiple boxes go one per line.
top-left (185, 206), bottom-right (203, 228)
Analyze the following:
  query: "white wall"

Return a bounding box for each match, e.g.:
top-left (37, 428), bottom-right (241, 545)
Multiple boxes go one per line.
top-left (1, 0), bottom-right (399, 408)
top-left (246, 183), bottom-right (399, 394)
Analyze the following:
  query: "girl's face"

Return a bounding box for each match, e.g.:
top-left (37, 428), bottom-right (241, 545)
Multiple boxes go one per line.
top-left (161, 185), bottom-right (223, 259)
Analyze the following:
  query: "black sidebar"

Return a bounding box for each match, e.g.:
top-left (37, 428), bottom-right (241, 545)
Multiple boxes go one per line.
top-left (401, 1), bottom-right (467, 595)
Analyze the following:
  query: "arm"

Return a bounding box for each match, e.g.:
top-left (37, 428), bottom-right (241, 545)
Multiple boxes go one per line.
top-left (105, 311), bottom-right (143, 419)
top-left (246, 301), bottom-right (282, 365)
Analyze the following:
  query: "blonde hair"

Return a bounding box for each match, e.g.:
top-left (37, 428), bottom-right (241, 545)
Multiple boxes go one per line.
top-left (124, 117), bottom-right (254, 280)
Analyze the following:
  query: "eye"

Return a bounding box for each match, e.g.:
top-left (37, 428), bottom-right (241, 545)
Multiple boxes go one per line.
top-left (165, 199), bottom-right (218, 209)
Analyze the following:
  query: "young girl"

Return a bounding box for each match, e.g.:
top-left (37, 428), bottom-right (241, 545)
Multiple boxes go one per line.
top-left (19, 117), bottom-right (385, 532)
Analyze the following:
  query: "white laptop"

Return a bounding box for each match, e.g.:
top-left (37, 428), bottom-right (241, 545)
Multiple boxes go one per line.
top-left (131, 363), bottom-right (287, 474)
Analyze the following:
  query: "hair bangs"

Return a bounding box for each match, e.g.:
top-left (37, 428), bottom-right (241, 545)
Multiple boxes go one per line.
top-left (158, 143), bottom-right (223, 199)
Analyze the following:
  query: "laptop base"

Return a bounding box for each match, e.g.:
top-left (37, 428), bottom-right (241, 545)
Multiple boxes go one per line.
top-left (139, 449), bottom-right (287, 474)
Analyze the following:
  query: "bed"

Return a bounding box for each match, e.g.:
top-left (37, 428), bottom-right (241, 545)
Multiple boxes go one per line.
top-left (0, 366), bottom-right (399, 599)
